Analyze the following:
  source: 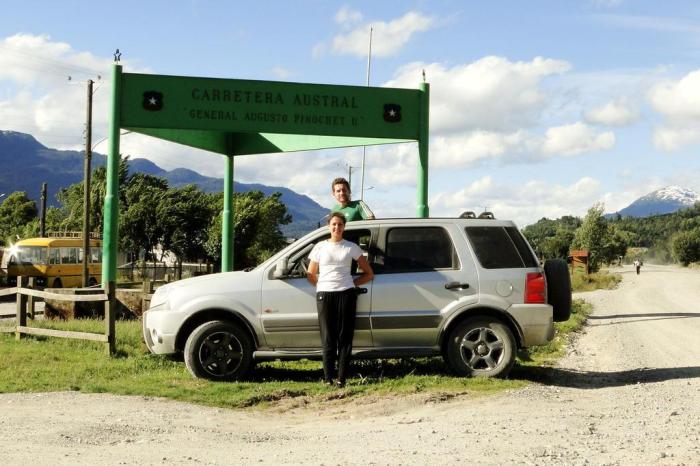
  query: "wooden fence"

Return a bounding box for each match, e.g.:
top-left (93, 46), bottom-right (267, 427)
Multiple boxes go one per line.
top-left (0, 276), bottom-right (117, 354)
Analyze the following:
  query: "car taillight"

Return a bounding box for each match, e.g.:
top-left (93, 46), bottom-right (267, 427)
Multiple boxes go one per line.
top-left (525, 272), bottom-right (546, 304)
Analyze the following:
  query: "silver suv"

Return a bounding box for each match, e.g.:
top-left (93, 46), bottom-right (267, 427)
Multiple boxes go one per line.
top-left (143, 215), bottom-right (571, 380)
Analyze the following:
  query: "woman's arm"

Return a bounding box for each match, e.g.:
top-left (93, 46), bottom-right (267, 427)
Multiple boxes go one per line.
top-left (307, 260), bottom-right (319, 286)
top-left (353, 255), bottom-right (374, 287)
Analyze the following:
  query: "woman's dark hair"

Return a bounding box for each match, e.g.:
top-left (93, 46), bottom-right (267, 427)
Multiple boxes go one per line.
top-left (327, 211), bottom-right (347, 225)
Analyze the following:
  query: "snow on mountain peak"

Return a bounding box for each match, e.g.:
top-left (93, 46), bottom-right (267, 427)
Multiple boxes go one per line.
top-left (648, 186), bottom-right (700, 205)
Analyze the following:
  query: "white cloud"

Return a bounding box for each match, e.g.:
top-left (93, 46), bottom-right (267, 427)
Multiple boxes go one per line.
top-left (431, 176), bottom-right (604, 226)
top-left (334, 6), bottom-right (363, 25)
top-left (386, 57), bottom-right (571, 133)
top-left (271, 66), bottom-right (294, 79)
top-left (589, 0), bottom-right (624, 8)
top-left (328, 11), bottom-right (437, 58)
top-left (0, 33), bottom-right (144, 150)
top-left (651, 125), bottom-right (700, 151)
top-left (541, 122), bottom-right (615, 156)
top-left (431, 130), bottom-right (536, 168)
top-left (649, 70), bottom-right (700, 120)
top-left (649, 69), bottom-right (700, 150)
top-left (383, 57), bottom-right (618, 169)
top-left (584, 97), bottom-right (639, 126)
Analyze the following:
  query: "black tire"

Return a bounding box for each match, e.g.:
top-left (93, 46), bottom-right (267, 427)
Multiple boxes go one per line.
top-left (52, 278), bottom-right (62, 288)
top-left (544, 258), bottom-right (572, 322)
top-left (184, 320), bottom-right (253, 381)
top-left (445, 317), bottom-right (516, 378)
top-left (88, 277), bottom-right (98, 287)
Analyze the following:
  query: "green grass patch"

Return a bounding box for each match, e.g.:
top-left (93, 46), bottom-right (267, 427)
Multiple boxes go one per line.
top-left (0, 301), bottom-right (590, 409)
top-left (571, 269), bottom-right (621, 292)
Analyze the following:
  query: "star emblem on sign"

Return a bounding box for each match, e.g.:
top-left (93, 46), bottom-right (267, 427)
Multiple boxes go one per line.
top-left (142, 91), bottom-right (164, 111)
top-left (383, 103), bottom-right (401, 123)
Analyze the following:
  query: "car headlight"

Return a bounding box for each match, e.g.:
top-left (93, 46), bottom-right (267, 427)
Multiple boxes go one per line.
top-left (149, 285), bottom-right (171, 310)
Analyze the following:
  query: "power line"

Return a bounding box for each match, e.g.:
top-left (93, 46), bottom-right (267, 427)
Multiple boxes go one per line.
top-left (0, 43), bottom-right (105, 80)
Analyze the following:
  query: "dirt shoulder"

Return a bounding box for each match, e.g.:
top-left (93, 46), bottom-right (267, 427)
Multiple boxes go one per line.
top-left (1, 264), bottom-right (699, 465)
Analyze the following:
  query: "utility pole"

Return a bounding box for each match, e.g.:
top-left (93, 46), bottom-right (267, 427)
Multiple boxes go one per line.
top-left (82, 79), bottom-right (93, 287)
top-left (39, 183), bottom-right (47, 237)
top-left (360, 27), bottom-right (373, 200)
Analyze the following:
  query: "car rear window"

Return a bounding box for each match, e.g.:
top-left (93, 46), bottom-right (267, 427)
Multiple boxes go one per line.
top-left (465, 226), bottom-right (538, 269)
top-left (505, 226), bottom-right (539, 267)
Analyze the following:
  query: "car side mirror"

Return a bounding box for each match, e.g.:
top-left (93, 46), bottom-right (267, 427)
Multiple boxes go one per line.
top-left (272, 258), bottom-right (288, 279)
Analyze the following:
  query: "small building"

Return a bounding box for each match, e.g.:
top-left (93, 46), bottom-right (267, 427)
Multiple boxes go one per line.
top-left (568, 249), bottom-right (589, 274)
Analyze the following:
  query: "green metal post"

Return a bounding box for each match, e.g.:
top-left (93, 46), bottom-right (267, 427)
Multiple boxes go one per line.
top-left (417, 82), bottom-right (430, 218)
top-left (102, 64), bottom-right (122, 286)
top-left (221, 154), bottom-right (234, 271)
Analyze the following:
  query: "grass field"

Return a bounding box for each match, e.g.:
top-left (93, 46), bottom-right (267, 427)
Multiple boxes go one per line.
top-left (0, 299), bottom-right (592, 409)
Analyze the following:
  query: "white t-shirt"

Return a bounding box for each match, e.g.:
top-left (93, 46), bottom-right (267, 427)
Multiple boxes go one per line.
top-left (309, 239), bottom-right (364, 292)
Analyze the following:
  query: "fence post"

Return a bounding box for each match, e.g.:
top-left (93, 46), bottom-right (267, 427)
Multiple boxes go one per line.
top-left (27, 277), bottom-right (35, 320)
top-left (104, 281), bottom-right (116, 355)
top-left (15, 276), bottom-right (27, 340)
top-left (142, 278), bottom-right (153, 294)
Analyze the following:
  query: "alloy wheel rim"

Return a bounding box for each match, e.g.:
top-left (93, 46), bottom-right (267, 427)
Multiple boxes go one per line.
top-left (459, 327), bottom-right (505, 371)
top-left (198, 331), bottom-right (243, 377)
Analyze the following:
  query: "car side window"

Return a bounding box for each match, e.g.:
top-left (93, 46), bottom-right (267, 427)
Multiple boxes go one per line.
top-left (374, 227), bottom-right (457, 274)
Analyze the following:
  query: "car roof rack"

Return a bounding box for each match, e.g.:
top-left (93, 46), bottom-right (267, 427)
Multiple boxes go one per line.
top-left (477, 212), bottom-right (495, 219)
top-left (459, 211), bottom-right (476, 219)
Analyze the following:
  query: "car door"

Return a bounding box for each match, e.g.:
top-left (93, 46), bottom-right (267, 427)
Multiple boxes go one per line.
top-left (260, 227), bottom-right (375, 349)
top-left (369, 223), bottom-right (479, 348)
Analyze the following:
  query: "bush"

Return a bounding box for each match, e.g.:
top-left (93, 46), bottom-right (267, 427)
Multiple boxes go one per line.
top-left (670, 229), bottom-right (700, 266)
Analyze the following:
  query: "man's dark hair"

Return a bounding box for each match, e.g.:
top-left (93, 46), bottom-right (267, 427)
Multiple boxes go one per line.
top-left (331, 177), bottom-right (350, 193)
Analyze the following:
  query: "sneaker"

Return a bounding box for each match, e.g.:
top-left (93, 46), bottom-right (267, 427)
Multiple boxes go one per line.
top-left (335, 380), bottom-right (345, 388)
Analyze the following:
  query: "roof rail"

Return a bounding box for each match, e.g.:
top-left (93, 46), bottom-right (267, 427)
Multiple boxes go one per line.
top-left (477, 211), bottom-right (495, 219)
top-left (459, 211), bottom-right (476, 219)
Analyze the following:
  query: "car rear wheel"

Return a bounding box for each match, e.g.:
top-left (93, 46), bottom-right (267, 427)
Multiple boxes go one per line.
top-left (445, 317), bottom-right (516, 378)
top-left (184, 320), bottom-right (253, 381)
top-left (52, 278), bottom-right (62, 288)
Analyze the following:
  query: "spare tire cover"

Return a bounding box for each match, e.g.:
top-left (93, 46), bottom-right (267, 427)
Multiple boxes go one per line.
top-left (544, 258), bottom-right (572, 322)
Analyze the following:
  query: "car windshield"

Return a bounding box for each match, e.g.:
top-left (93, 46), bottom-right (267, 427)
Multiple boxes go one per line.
top-left (10, 246), bottom-right (48, 266)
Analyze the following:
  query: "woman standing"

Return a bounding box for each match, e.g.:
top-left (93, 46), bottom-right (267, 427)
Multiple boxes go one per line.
top-left (307, 212), bottom-right (374, 387)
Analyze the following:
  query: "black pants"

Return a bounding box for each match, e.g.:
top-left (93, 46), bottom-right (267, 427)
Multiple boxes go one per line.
top-left (316, 288), bottom-right (357, 382)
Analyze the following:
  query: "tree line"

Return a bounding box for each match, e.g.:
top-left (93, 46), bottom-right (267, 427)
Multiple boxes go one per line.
top-left (523, 202), bottom-right (700, 270)
top-left (0, 158), bottom-right (292, 273)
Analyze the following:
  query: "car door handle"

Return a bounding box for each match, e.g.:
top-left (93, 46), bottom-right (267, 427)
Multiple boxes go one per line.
top-left (445, 281), bottom-right (470, 290)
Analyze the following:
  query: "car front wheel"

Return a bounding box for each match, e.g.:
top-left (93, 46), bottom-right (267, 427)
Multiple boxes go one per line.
top-left (184, 320), bottom-right (253, 381)
top-left (445, 317), bottom-right (516, 378)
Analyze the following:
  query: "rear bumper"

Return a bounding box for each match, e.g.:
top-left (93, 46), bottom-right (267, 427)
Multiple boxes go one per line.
top-left (508, 304), bottom-right (554, 346)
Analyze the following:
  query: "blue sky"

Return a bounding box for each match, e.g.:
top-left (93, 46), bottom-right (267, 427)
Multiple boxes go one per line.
top-left (2, 0), bottom-right (700, 227)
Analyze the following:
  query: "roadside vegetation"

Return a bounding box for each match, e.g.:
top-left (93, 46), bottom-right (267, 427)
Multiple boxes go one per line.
top-left (0, 299), bottom-right (590, 409)
top-left (571, 269), bottom-right (621, 292)
top-left (523, 202), bottom-right (700, 269)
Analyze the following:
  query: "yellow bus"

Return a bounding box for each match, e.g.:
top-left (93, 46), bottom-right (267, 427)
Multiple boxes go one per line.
top-left (7, 236), bottom-right (102, 288)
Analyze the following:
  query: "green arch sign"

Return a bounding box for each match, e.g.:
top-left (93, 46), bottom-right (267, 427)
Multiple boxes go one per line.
top-left (102, 64), bottom-right (429, 285)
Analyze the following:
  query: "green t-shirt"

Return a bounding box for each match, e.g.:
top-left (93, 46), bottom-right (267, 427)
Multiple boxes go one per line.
top-left (332, 200), bottom-right (373, 222)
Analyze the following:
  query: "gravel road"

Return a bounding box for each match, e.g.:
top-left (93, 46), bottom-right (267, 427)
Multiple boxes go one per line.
top-left (1, 264), bottom-right (699, 465)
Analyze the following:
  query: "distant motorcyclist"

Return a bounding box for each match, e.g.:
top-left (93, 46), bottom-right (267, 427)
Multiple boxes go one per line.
top-left (633, 259), bottom-right (641, 275)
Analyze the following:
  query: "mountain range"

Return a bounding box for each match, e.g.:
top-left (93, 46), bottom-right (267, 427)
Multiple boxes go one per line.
top-left (0, 130), bottom-right (327, 236)
top-left (610, 186), bottom-right (700, 218)
top-left (3, 130), bottom-right (698, 231)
